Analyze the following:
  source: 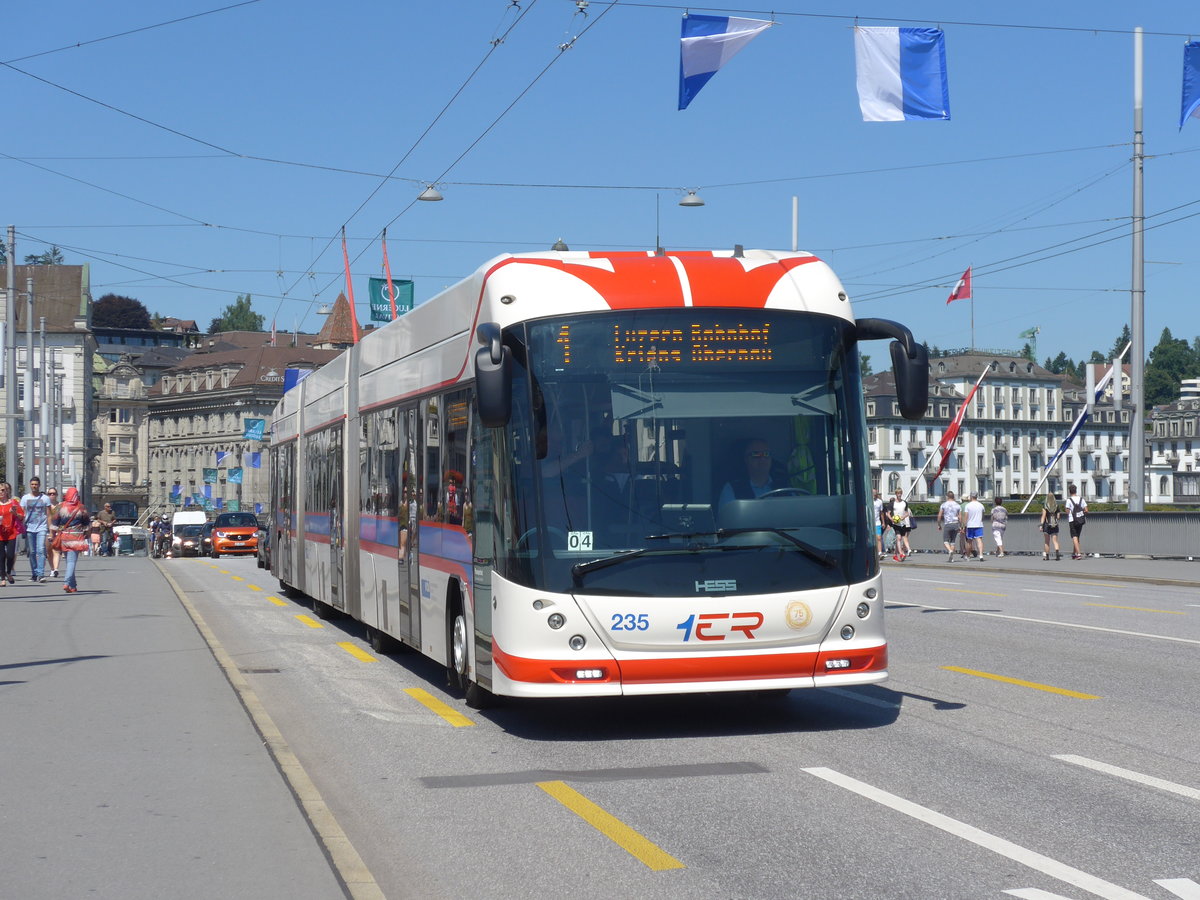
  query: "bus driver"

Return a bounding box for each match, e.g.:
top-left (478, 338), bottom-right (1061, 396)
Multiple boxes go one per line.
top-left (718, 439), bottom-right (775, 507)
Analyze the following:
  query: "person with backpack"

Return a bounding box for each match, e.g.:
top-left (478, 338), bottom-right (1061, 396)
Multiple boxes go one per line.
top-left (1039, 492), bottom-right (1062, 561)
top-left (1066, 485), bottom-right (1088, 560)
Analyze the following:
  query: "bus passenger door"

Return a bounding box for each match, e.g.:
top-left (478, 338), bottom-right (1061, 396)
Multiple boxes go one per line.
top-left (329, 424), bottom-right (345, 611)
top-left (399, 406), bottom-right (419, 647)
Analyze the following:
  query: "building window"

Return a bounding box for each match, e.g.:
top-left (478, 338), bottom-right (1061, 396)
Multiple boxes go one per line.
top-left (108, 408), bottom-right (134, 424)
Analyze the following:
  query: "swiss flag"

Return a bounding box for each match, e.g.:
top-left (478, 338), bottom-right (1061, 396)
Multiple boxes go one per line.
top-left (946, 266), bottom-right (972, 304)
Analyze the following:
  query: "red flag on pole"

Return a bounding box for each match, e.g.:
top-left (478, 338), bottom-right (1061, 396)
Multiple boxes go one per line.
top-left (381, 229), bottom-right (398, 321)
top-left (946, 266), bottom-right (972, 304)
top-left (341, 227), bottom-right (361, 344)
top-left (929, 367), bottom-right (988, 483)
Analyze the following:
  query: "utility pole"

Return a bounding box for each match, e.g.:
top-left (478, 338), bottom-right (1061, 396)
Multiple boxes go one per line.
top-left (1129, 27), bottom-right (1146, 512)
top-left (39, 318), bottom-right (47, 487)
top-left (24, 277), bottom-right (34, 489)
top-left (5, 226), bottom-right (15, 487)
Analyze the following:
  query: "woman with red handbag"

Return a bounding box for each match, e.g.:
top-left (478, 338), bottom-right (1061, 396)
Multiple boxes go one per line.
top-left (51, 488), bottom-right (90, 593)
top-left (0, 482), bottom-right (25, 585)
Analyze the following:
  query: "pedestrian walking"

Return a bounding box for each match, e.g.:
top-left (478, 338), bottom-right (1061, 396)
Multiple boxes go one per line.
top-left (1066, 485), bottom-right (1088, 559)
top-left (45, 488), bottom-right (61, 577)
top-left (963, 492), bottom-right (986, 560)
top-left (89, 517), bottom-right (102, 557)
top-left (873, 489), bottom-right (885, 558)
top-left (990, 497), bottom-right (1008, 558)
top-left (937, 490), bottom-right (962, 562)
top-left (885, 488), bottom-right (912, 561)
top-left (96, 503), bottom-right (117, 556)
top-left (51, 488), bottom-right (90, 593)
top-left (20, 476), bottom-right (51, 582)
top-left (1040, 492), bottom-right (1062, 560)
top-left (0, 482), bottom-right (25, 585)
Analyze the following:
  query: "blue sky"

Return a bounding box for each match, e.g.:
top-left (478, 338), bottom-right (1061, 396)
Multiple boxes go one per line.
top-left (3, 1), bottom-right (1197, 369)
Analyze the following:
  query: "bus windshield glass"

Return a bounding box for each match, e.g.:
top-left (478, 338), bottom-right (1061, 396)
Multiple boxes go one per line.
top-left (493, 309), bottom-right (872, 596)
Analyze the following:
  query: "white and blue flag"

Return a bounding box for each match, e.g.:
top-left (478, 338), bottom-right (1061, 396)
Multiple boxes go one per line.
top-left (1182, 41), bottom-right (1200, 129)
top-left (678, 14), bottom-right (772, 110)
top-left (854, 26), bottom-right (950, 122)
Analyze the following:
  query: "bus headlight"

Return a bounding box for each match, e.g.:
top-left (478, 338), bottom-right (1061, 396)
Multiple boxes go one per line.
top-left (568, 635), bottom-right (586, 651)
top-left (547, 613), bottom-right (565, 630)
top-left (856, 602), bottom-right (871, 618)
top-left (840, 625), bottom-right (855, 640)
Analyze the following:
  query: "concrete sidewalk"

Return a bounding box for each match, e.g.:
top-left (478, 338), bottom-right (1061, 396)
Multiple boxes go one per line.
top-left (0, 555), bottom-right (347, 900)
top-left (882, 547), bottom-right (1200, 587)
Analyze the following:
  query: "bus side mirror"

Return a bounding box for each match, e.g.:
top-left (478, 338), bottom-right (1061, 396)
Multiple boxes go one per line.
top-left (856, 317), bottom-right (929, 421)
top-left (475, 322), bottom-right (512, 427)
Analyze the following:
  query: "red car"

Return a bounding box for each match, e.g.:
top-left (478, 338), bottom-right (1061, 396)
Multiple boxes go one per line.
top-left (210, 512), bottom-right (259, 558)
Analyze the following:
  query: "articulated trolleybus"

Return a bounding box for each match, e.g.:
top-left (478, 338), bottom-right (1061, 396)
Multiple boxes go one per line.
top-left (270, 249), bottom-right (928, 707)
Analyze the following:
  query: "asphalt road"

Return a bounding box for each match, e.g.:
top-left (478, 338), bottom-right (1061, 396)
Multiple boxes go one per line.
top-left (159, 556), bottom-right (1199, 900)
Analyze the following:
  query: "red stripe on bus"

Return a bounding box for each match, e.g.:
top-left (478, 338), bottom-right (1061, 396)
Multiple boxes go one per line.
top-left (679, 255), bottom-right (821, 308)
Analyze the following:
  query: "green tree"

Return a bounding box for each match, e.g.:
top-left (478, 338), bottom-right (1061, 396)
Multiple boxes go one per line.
top-left (93, 294), bottom-right (152, 329)
top-left (23, 246), bottom-right (64, 265)
top-left (208, 294), bottom-right (264, 333)
top-left (1144, 326), bottom-right (1199, 407)
top-left (1108, 324), bottom-right (1132, 361)
top-left (860, 353), bottom-right (872, 378)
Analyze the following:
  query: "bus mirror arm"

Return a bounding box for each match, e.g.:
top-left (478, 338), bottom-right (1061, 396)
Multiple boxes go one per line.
top-left (475, 322), bottom-right (513, 427)
top-left (856, 318), bottom-right (930, 422)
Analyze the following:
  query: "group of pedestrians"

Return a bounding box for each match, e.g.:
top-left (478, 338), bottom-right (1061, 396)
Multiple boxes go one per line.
top-left (876, 486), bottom-right (1089, 562)
top-left (0, 475), bottom-right (95, 592)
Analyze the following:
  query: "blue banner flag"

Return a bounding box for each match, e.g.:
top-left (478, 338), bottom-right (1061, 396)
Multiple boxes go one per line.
top-left (228, 467), bottom-right (243, 485)
top-left (247, 452), bottom-right (262, 469)
top-left (170, 484), bottom-right (182, 499)
top-left (203, 468), bottom-right (218, 483)
top-left (243, 418), bottom-right (266, 441)
top-left (854, 26), bottom-right (950, 122)
top-left (203, 484), bottom-right (212, 499)
top-left (191, 492), bottom-right (204, 506)
top-left (215, 498), bottom-right (224, 509)
top-left (255, 503), bottom-right (263, 514)
top-left (284, 367), bottom-right (315, 393)
top-left (678, 14), bottom-right (772, 110)
top-left (215, 451), bottom-right (229, 466)
top-left (228, 500), bottom-right (240, 512)
top-left (1183, 41), bottom-right (1200, 129)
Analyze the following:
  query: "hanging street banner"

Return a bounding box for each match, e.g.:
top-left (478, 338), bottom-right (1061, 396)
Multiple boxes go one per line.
top-left (203, 468), bottom-right (218, 483)
top-left (228, 499), bottom-right (240, 511)
top-left (228, 467), bottom-right (244, 485)
top-left (243, 418), bottom-right (266, 441)
top-left (368, 276), bottom-right (414, 322)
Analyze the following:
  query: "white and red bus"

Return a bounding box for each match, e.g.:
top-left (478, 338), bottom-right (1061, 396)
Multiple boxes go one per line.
top-left (269, 249), bottom-right (927, 706)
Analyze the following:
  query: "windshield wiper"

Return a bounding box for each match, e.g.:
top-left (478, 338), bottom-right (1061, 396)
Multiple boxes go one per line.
top-left (644, 528), bottom-right (837, 569)
top-left (572, 548), bottom-right (653, 579)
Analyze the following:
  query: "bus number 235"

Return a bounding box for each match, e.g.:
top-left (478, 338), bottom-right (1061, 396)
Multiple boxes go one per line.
top-left (676, 612), bottom-right (764, 641)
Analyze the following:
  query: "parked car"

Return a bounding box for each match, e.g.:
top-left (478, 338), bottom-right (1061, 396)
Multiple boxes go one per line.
top-left (210, 512), bottom-right (259, 558)
top-left (200, 521), bottom-right (214, 556)
top-left (172, 524), bottom-right (205, 558)
top-left (255, 515), bottom-right (271, 569)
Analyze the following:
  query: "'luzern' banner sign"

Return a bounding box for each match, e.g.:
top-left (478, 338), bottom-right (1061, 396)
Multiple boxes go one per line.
top-left (368, 277), bottom-right (413, 322)
top-left (243, 418), bottom-right (265, 441)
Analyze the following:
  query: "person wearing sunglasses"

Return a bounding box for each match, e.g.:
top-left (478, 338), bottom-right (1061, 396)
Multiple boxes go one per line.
top-left (718, 439), bottom-right (776, 508)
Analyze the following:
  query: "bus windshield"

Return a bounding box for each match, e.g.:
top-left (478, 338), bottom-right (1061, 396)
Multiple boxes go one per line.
top-left (491, 308), bottom-right (873, 596)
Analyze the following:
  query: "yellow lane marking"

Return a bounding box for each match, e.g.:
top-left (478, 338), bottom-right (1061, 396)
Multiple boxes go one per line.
top-left (537, 781), bottom-right (685, 871)
top-left (338, 642), bottom-right (378, 663)
top-left (268, 596), bottom-right (288, 607)
top-left (941, 666), bottom-right (1100, 699)
top-left (218, 569), bottom-right (230, 575)
top-left (404, 688), bottom-right (475, 727)
top-left (231, 575), bottom-right (244, 581)
top-left (295, 614), bottom-right (324, 629)
top-left (933, 587), bottom-right (1007, 597)
top-left (1083, 602), bottom-right (1184, 615)
top-left (248, 583), bottom-right (262, 591)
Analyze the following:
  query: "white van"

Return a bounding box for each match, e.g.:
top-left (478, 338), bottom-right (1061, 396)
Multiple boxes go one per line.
top-left (169, 510), bottom-right (208, 557)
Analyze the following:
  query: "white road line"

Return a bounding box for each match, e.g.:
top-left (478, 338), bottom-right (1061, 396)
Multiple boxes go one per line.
top-left (904, 578), bottom-right (963, 585)
top-left (1156, 879), bottom-right (1200, 899)
top-left (803, 767), bottom-right (1151, 900)
top-left (1053, 755), bottom-right (1200, 802)
top-left (888, 601), bottom-right (1200, 646)
top-left (1025, 589), bottom-right (1103, 598)
top-left (1004, 890), bottom-right (1075, 899)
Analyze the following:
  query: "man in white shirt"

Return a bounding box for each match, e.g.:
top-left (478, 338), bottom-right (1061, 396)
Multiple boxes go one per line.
top-left (963, 492), bottom-right (986, 561)
top-left (20, 476), bottom-right (51, 582)
top-left (936, 491), bottom-right (962, 562)
top-left (872, 489), bottom-right (885, 558)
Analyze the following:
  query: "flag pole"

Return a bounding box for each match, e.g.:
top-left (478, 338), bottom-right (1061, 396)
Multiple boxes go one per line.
top-left (918, 364), bottom-right (990, 502)
top-left (1021, 343), bottom-right (1131, 513)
